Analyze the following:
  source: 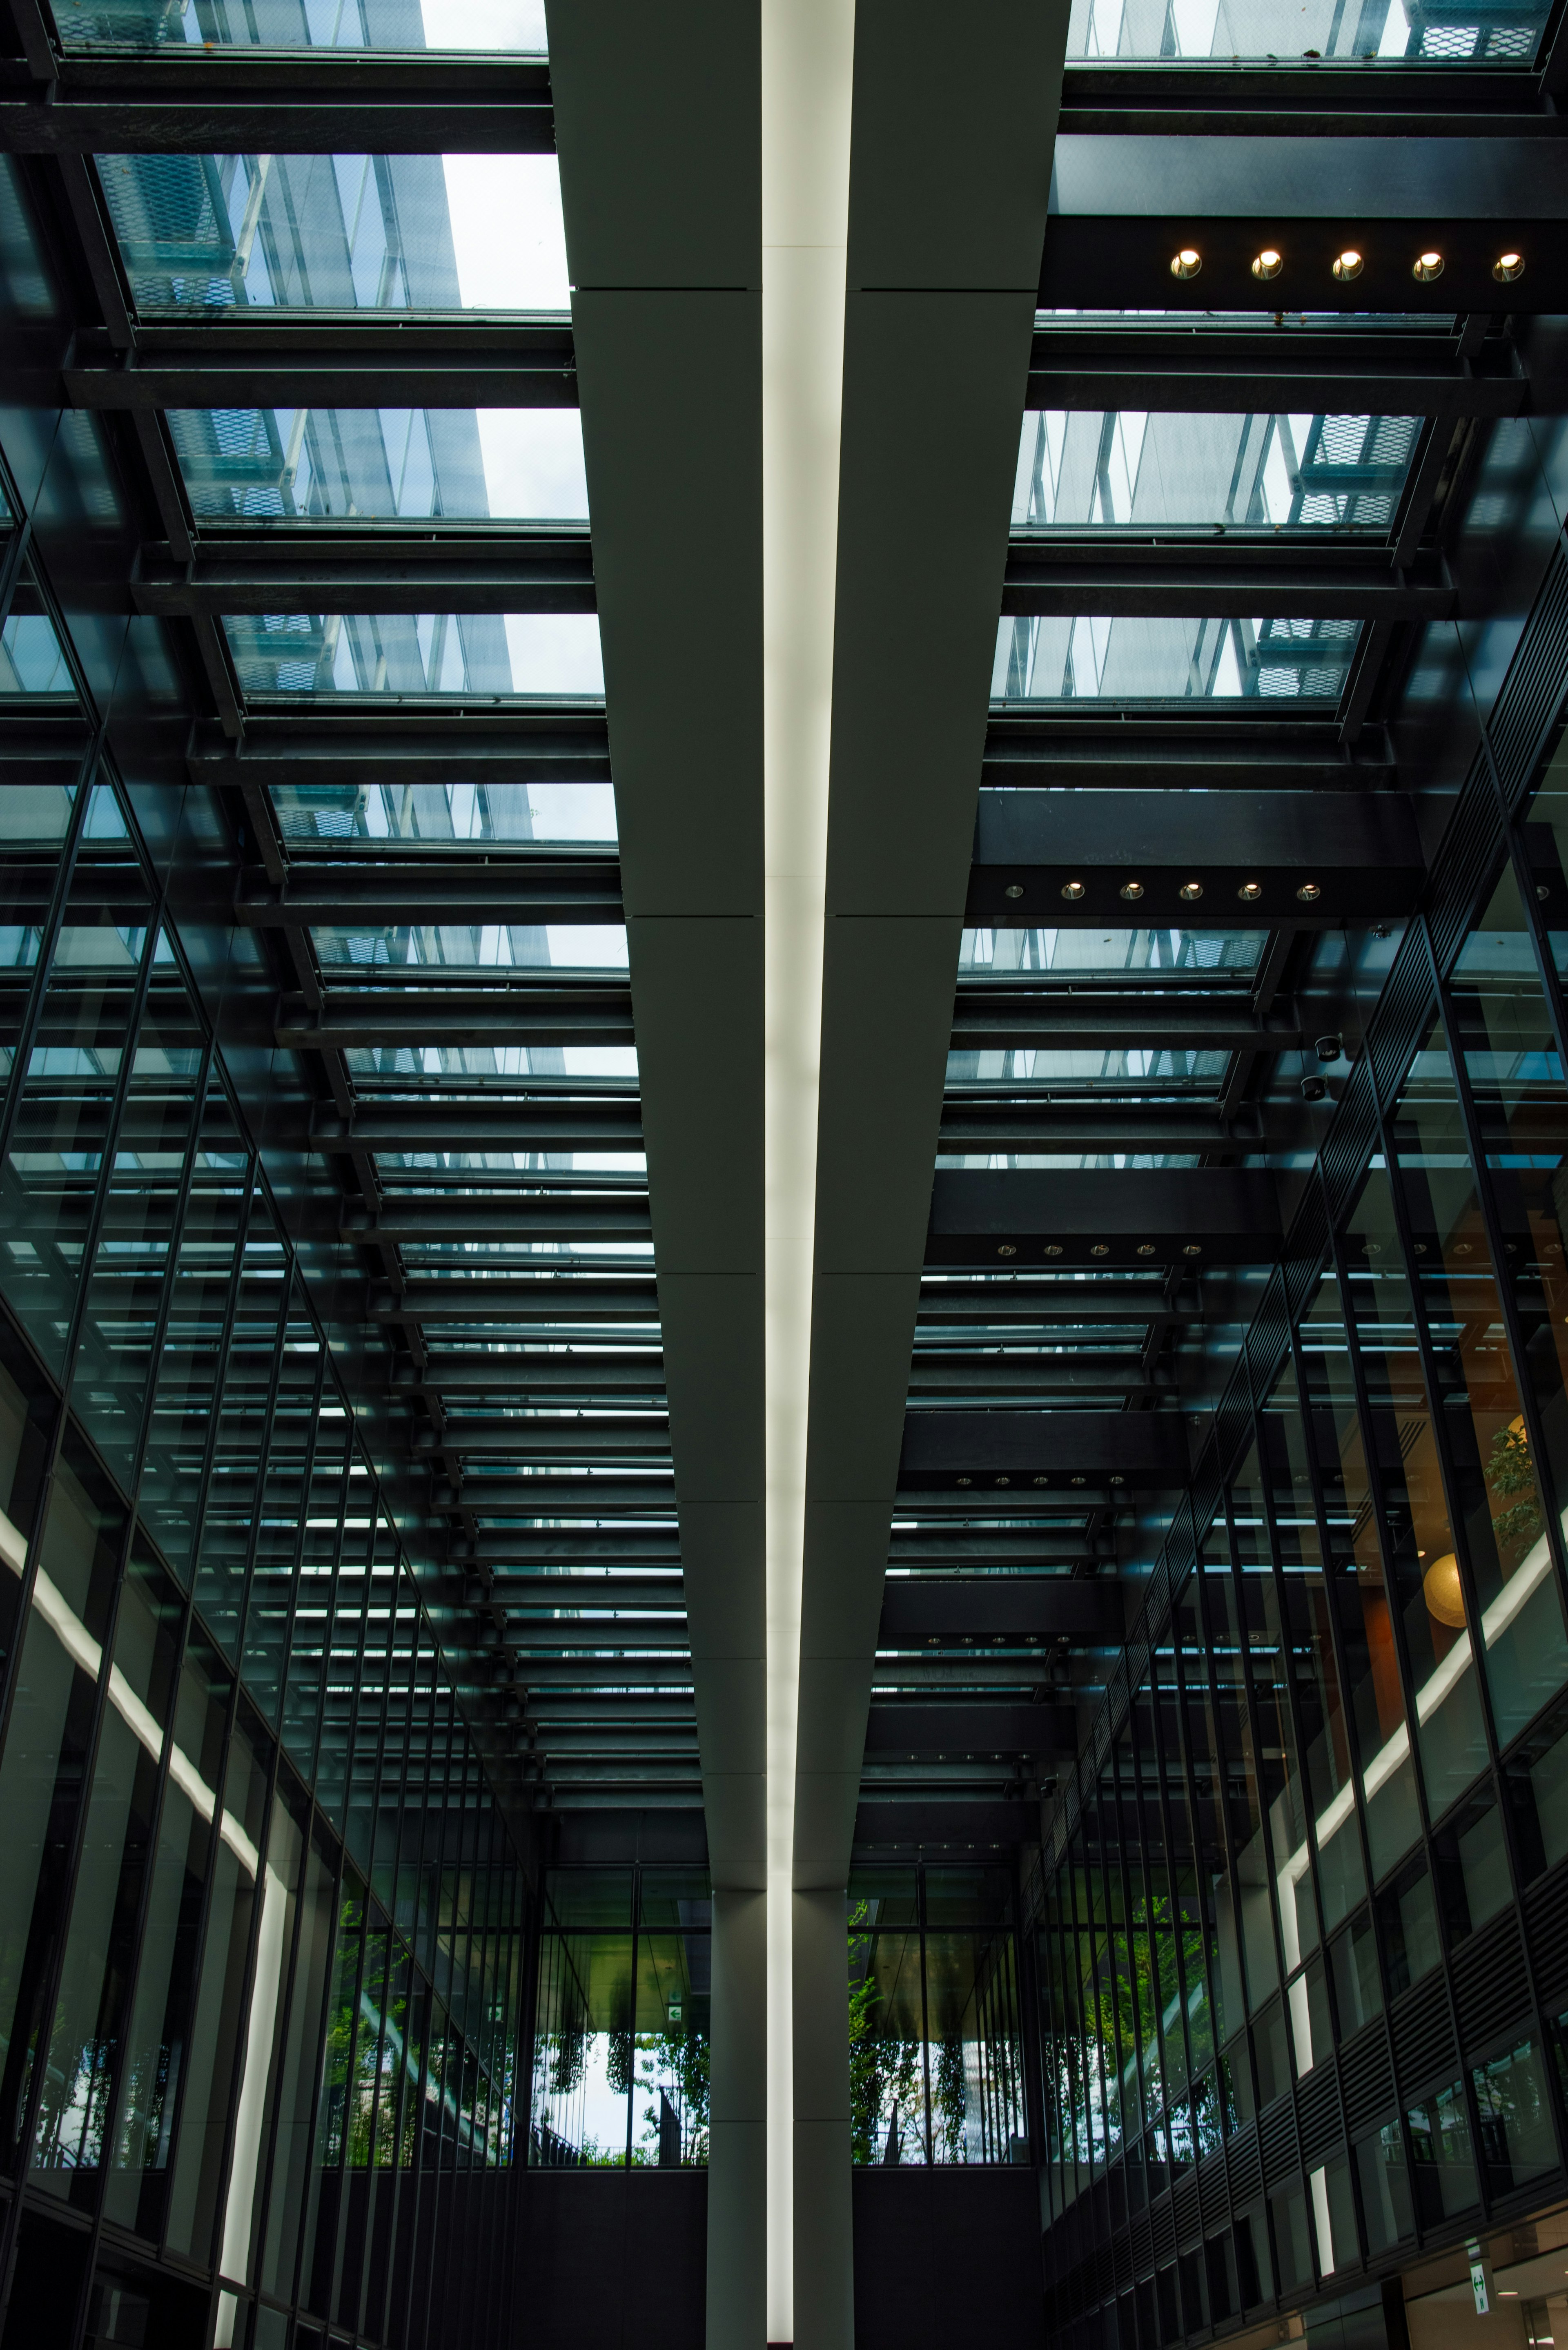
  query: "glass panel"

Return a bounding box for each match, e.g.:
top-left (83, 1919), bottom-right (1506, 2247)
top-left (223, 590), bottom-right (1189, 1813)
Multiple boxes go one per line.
top-left (169, 405), bottom-right (586, 522)
top-left (528, 1927), bottom-right (633, 2164)
top-left (1392, 995), bottom-right (1568, 1743)
top-left (268, 779), bottom-right (617, 847)
top-left (62, 0), bottom-right (547, 51)
top-left (241, 1293), bottom-right (319, 1724)
top-left (0, 1444), bottom-right (125, 2175)
top-left (165, 1704), bottom-right (273, 2261)
top-left (28, 1546), bottom-right (182, 2208)
top-left (258, 1833), bottom-right (335, 2305)
top-left (1342, 1162), bottom-right (1492, 1818)
top-left (1202, 1551), bottom-right (1279, 2004)
top-left (98, 154), bottom-right (569, 314)
top-left (102, 1630), bottom-right (230, 2239)
top-left (68, 943), bottom-right (205, 1488)
top-left (216, 1780), bottom-right (308, 2295)
top-left (1063, 0), bottom-right (1544, 64)
top-left (1356, 2123), bottom-right (1413, 2249)
top-left (223, 610), bottom-right (602, 699)
top-left (281, 1399), bottom-right (350, 1779)
top-left (300, 1871), bottom-right (366, 2313)
top-left (992, 613), bottom-right (1359, 704)
top-left (310, 921), bottom-right (626, 972)
top-left (1012, 412), bottom-right (1419, 534)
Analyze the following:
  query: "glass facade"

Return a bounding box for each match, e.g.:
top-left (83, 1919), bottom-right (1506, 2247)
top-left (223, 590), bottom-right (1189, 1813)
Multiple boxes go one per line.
top-left (0, 774), bottom-right (529, 2350)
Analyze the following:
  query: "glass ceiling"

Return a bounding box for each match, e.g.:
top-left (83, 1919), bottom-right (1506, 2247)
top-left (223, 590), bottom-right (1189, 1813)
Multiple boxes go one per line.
top-left (98, 152), bottom-right (569, 312)
top-left (992, 613), bottom-right (1360, 702)
top-left (310, 923), bottom-right (628, 969)
top-left (1065, 0), bottom-right (1545, 60)
top-left (271, 781), bottom-right (617, 845)
top-left (62, 0), bottom-right (547, 46)
top-left (223, 611), bottom-right (603, 697)
top-left (170, 406), bottom-right (588, 524)
top-left (1012, 410), bottom-right (1419, 534)
top-left (960, 928), bottom-right (1265, 977)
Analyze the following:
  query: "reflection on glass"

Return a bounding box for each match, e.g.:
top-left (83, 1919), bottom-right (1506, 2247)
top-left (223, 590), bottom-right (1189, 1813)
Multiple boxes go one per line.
top-left (1392, 995), bottom-right (1568, 1744)
top-left (1342, 1161), bottom-right (1492, 1819)
top-left (271, 780), bottom-right (617, 847)
top-left (170, 406), bottom-right (586, 523)
top-left (62, 0), bottom-right (546, 48)
top-left (1013, 412), bottom-right (1418, 534)
top-left (1065, 0), bottom-right (1544, 62)
top-left (344, 1043), bottom-right (635, 1083)
top-left (960, 926), bottom-right (1263, 978)
top-left (0, 610), bottom-right (73, 696)
top-left (99, 153), bottom-right (569, 314)
top-left (993, 613), bottom-right (1359, 703)
top-left (224, 611), bottom-right (602, 698)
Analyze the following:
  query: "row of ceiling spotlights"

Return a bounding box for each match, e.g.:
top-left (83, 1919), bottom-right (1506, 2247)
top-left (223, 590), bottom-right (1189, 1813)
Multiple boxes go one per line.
top-left (1002, 877), bottom-right (1321, 902)
top-left (1169, 245), bottom-right (1524, 283)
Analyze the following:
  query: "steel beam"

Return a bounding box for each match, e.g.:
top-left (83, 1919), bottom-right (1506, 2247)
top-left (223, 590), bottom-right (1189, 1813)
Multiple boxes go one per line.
top-left (936, 1108), bottom-right (1283, 1151)
top-left (344, 1199), bottom-right (652, 1244)
top-left (236, 861), bottom-right (621, 928)
top-left (368, 1279), bottom-right (658, 1323)
top-left (398, 1349), bottom-right (662, 1389)
top-left (900, 1409), bottom-right (1190, 1482)
top-left (276, 984), bottom-right (634, 1049)
top-left (0, 52), bottom-right (554, 152)
top-left (189, 713), bottom-right (610, 789)
top-left (966, 783), bottom-right (1426, 928)
top-left (930, 1165), bottom-right (1282, 1262)
top-left (311, 1101), bottom-right (641, 1152)
top-left (949, 993), bottom-right (1301, 1052)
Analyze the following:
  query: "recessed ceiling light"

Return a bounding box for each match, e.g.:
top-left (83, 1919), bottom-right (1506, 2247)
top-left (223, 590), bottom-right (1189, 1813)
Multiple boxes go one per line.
top-left (1296, 881), bottom-right (1322, 902)
top-left (1494, 251), bottom-right (1524, 283)
top-left (1004, 882), bottom-right (1025, 899)
top-left (1332, 249), bottom-right (1363, 281)
top-left (1044, 1243), bottom-right (1062, 1256)
top-left (1061, 879), bottom-right (1086, 901)
top-left (997, 1242), bottom-right (1016, 1257)
top-left (1170, 248), bottom-right (1201, 280)
top-left (1180, 880), bottom-right (1204, 902)
top-left (1136, 1243), bottom-right (1155, 1256)
top-left (1238, 880), bottom-right (1263, 902)
top-left (1120, 879), bottom-right (1144, 902)
top-left (1183, 1243), bottom-right (1203, 1256)
top-left (1090, 1243), bottom-right (1109, 1257)
top-left (956, 1475), bottom-right (971, 1487)
top-left (1251, 248), bottom-right (1283, 280)
top-left (1412, 250), bottom-right (1444, 282)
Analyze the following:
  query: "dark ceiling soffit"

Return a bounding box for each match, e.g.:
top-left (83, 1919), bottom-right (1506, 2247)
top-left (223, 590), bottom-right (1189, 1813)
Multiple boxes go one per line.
top-left (878, 1581), bottom-right (1123, 1643)
top-left (851, 1799), bottom-right (1038, 1846)
top-left (967, 783), bottom-right (1425, 927)
top-left (899, 1410), bottom-right (1192, 1482)
top-left (925, 1166), bottom-right (1283, 1268)
top-left (188, 720), bottom-right (609, 789)
top-left (864, 1704), bottom-right (1080, 1757)
top-left (67, 356), bottom-right (578, 411)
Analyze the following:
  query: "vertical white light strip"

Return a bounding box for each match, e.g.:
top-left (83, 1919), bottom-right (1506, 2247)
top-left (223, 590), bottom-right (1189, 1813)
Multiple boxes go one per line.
top-left (762, 0), bottom-right (854, 2335)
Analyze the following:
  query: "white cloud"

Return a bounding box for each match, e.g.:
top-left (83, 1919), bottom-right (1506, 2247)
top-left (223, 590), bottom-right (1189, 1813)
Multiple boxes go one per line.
top-left (442, 155), bottom-right (570, 310)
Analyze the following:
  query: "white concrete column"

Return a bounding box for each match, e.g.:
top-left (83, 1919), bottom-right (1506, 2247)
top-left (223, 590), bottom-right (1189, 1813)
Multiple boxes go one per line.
top-left (792, 1884), bottom-right (853, 2350)
top-left (708, 1885), bottom-right (769, 2350)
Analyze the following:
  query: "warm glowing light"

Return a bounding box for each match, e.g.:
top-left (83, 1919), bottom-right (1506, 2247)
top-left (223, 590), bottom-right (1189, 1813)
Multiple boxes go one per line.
top-left (1296, 880), bottom-right (1321, 903)
top-left (1422, 1552), bottom-right (1467, 1629)
top-left (1332, 248), bottom-right (1363, 281)
top-left (762, 0), bottom-right (854, 2330)
top-left (1179, 879), bottom-right (1203, 901)
top-left (1412, 249), bottom-right (1444, 282)
top-left (1119, 879), bottom-right (1144, 901)
top-left (1061, 878), bottom-right (1086, 901)
top-left (1238, 880), bottom-right (1263, 902)
top-left (1251, 248), bottom-right (1283, 279)
top-left (1170, 247), bottom-right (1201, 279)
top-left (1494, 251), bottom-right (1525, 283)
